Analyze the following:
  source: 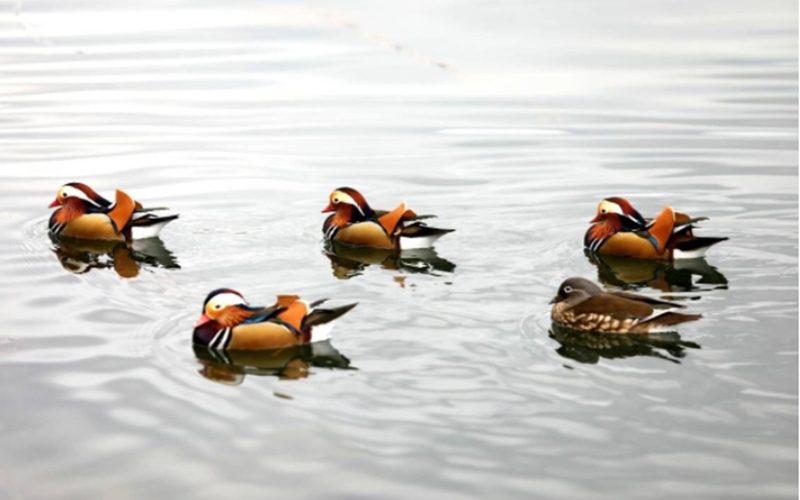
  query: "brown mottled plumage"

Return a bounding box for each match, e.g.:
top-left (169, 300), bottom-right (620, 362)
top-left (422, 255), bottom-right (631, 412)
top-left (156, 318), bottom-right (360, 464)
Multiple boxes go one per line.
top-left (550, 277), bottom-right (701, 334)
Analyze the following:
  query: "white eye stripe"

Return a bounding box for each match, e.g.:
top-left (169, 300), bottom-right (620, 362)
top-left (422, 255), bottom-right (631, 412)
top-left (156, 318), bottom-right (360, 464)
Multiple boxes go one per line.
top-left (209, 293), bottom-right (247, 310)
top-left (59, 186), bottom-right (97, 204)
top-left (331, 192), bottom-right (365, 216)
top-left (600, 201), bottom-right (623, 215)
top-left (564, 286), bottom-right (573, 293)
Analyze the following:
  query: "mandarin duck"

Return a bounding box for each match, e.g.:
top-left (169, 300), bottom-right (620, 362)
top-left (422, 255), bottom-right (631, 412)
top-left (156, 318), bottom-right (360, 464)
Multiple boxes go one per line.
top-left (193, 289), bottom-right (357, 351)
top-left (322, 187), bottom-right (453, 250)
top-left (584, 197), bottom-right (727, 259)
top-left (550, 277), bottom-right (701, 334)
top-left (48, 183), bottom-right (178, 241)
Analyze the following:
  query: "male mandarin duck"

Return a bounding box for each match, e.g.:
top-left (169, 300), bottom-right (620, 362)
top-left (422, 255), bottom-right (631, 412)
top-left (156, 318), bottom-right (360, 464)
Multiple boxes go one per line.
top-left (48, 182), bottom-right (178, 241)
top-left (584, 197), bottom-right (727, 259)
top-left (550, 277), bottom-right (701, 334)
top-left (321, 187), bottom-right (454, 250)
top-left (193, 289), bottom-right (357, 351)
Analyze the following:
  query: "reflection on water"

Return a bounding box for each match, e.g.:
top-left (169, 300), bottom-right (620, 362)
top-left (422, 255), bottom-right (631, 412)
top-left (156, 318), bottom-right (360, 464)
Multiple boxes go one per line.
top-left (585, 250), bottom-right (728, 293)
top-left (193, 341), bottom-right (353, 384)
top-left (550, 324), bottom-right (701, 365)
top-left (323, 241), bottom-right (456, 280)
top-left (51, 235), bottom-right (179, 278)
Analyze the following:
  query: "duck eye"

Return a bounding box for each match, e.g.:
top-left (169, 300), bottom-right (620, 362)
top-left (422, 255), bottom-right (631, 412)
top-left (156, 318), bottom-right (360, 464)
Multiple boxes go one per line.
top-left (61, 192), bottom-right (67, 198)
top-left (333, 197), bottom-right (340, 204)
top-left (214, 304), bottom-right (222, 310)
top-left (564, 286), bottom-right (573, 293)
top-left (601, 209), bottom-right (606, 213)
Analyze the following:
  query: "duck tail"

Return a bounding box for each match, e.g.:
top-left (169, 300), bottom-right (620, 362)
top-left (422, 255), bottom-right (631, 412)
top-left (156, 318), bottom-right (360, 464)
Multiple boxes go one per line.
top-left (634, 311), bottom-right (702, 333)
top-left (303, 303), bottom-right (358, 330)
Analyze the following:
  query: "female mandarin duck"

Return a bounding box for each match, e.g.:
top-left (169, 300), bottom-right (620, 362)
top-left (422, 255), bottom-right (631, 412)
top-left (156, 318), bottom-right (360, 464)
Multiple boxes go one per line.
top-left (550, 277), bottom-right (701, 334)
top-left (322, 187), bottom-right (453, 250)
top-left (193, 289), bottom-right (357, 351)
top-left (48, 183), bottom-right (178, 241)
top-left (585, 197), bottom-right (727, 259)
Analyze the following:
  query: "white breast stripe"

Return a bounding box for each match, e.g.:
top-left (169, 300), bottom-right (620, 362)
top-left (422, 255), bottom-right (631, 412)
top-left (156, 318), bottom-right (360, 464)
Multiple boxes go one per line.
top-left (590, 237), bottom-right (606, 252)
top-left (209, 329), bottom-right (225, 349)
top-left (325, 225), bottom-right (339, 240)
top-left (219, 328), bottom-right (232, 350)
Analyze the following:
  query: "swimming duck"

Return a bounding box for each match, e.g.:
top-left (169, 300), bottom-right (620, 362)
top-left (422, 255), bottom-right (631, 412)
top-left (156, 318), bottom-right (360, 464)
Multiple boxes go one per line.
top-left (48, 182), bottom-right (178, 241)
top-left (322, 187), bottom-right (453, 250)
top-left (193, 289), bottom-right (357, 351)
top-left (550, 277), bottom-right (701, 334)
top-left (584, 197), bottom-right (727, 259)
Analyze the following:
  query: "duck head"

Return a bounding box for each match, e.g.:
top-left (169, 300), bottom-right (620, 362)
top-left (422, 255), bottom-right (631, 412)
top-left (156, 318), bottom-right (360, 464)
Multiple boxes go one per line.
top-left (550, 277), bottom-right (603, 306)
top-left (48, 183), bottom-right (111, 209)
top-left (591, 197), bottom-right (646, 227)
top-left (195, 288), bottom-right (251, 329)
top-left (321, 187), bottom-right (375, 223)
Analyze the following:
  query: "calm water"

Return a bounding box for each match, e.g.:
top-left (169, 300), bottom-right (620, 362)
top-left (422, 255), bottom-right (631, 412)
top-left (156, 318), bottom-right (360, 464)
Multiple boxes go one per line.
top-left (0, 0), bottom-right (797, 498)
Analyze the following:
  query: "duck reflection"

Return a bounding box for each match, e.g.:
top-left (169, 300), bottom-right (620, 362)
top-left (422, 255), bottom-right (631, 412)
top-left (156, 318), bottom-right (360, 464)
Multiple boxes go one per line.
top-left (585, 250), bottom-right (727, 293)
top-left (51, 235), bottom-right (179, 278)
top-left (323, 241), bottom-right (455, 280)
top-left (550, 324), bottom-right (700, 365)
top-left (194, 341), bottom-right (354, 384)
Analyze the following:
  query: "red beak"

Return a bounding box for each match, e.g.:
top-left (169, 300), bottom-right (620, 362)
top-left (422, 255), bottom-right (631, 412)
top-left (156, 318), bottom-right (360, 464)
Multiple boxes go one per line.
top-left (194, 313), bottom-right (212, 328)
top-left (48, 199), bottom-right (60, 208)
top-left (590, 214), bottom-right (601, 223)
top-left (321, 203), bottom-right (334, 213)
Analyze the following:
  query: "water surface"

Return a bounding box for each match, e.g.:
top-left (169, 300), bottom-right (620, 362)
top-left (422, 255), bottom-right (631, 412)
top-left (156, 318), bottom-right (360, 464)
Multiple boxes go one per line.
top-left (0, 0), bottom-right (797, 498)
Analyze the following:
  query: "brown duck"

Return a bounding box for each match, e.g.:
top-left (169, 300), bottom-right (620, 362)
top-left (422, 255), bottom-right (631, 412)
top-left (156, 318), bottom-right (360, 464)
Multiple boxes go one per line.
top-left (550, 277), bottom-right (701, 334)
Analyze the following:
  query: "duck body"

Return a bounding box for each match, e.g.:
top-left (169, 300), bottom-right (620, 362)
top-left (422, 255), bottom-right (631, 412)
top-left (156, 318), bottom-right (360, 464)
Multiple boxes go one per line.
top-left (48, 182), bottom-right (178, 241)
top-left (322, 187), bottom-right (453, 250)
top-left (585, 197), bottom-right (727, 260)
top-left (550, 277), bottom-right (701, 334)
top-left (193, 289), bottom-right (357, 351)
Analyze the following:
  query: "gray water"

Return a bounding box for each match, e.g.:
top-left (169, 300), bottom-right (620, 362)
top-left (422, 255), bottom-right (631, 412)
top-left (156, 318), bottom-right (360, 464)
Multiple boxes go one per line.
top-left (0, 1), bottom-right (797, 498)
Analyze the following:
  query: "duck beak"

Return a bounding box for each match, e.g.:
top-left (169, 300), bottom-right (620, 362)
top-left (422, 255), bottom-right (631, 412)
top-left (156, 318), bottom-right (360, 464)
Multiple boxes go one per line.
top-left (194, 313), bottom-right (212, 328)
top-left (549, 295), bottom-right (560, 304)
top-left (590, 214), bottom-right (601, 223)
top-left (48, 199), bottom-right (60, 208)
top-left (321, 203), bottom-right (334, 213)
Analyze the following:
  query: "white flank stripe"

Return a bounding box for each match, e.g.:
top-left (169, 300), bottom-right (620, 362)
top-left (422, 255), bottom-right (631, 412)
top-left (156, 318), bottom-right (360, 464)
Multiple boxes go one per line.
top-left (400, 233), bottom-right (444, 250)
top-left (131, 220), bottom-right (173, 239)
top-left (673, 247), bottom-right (710, 259)
top-left (310, 319), bottom-right (335, 342)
